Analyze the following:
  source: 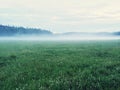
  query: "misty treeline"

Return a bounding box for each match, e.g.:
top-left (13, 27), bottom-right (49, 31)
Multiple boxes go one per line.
top-left (0, 25), bottom-right (52, 36)
top-left (0, 24), bottom-right (120, 37)
top-left (114, 32), bottom-right (120, 35)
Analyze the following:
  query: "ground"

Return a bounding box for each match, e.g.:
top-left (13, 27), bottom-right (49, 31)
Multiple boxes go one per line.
top-left (0, 40), bottom-right (120, 90)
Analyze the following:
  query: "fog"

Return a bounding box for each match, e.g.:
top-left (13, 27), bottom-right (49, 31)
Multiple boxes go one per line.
top-left (0, 35), bottom-right (120, 41)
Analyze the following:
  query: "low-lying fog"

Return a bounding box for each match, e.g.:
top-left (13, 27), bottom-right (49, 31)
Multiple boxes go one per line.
top-left (0, 35), bottom-right (120, 41)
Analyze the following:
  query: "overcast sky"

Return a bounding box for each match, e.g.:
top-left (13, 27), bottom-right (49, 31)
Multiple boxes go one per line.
top-left (0, 0), bottom-right (120, 33)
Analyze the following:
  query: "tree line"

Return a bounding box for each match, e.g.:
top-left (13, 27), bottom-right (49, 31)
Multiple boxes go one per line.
top-left (0, 25), bottom-right (52, 36)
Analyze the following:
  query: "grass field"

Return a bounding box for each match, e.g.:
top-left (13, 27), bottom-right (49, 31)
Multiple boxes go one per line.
top-left (0, 40), bottom-right (120, 90)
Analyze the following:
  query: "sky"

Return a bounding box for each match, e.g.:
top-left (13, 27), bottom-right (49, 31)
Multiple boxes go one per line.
top-left (0, 0), bottom-right (120, 33)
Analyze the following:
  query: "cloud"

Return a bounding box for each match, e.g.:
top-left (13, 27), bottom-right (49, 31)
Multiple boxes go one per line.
top-left (0, 0), bottom-right (120, 32)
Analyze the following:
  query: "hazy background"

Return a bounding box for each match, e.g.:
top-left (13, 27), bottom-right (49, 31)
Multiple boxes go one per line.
top-left (0, 0), bottom-right (120, 33)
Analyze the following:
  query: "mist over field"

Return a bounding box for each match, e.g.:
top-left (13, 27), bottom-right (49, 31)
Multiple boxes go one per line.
top-left (0, 36), bottom-right (120, 41)
top-left (0, 25), bottom-right (120, 41)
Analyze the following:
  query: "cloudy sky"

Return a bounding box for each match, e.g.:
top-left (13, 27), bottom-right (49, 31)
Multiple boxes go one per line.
top-left (0, 0), bottom-right (120, 33)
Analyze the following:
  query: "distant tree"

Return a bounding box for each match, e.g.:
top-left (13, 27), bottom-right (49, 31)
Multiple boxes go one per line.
top-left (0, 25), bottom-right (52, 36)
top-left (114, 32), bottom-right (120, 35)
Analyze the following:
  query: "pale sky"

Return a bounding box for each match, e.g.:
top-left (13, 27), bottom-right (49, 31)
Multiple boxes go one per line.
top-left (0, 0), bottom-right (120, 33)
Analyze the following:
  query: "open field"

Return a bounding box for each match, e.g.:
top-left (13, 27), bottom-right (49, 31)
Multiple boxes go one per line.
top-left (0, 40), bottom-right (120, 90)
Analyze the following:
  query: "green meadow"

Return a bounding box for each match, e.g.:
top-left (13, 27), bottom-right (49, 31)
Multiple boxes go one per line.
top-left (0, 40), bottom-right (120, 90)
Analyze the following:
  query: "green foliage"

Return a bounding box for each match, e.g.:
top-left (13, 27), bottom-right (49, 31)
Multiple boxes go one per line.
top-left (0, 40), bottom-right (120, 90)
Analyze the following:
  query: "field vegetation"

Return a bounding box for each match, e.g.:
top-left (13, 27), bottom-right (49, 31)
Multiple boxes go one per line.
top-left (0, 40), bottom-right (120, 90)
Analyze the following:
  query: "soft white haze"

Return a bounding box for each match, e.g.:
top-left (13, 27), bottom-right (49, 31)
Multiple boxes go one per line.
top-left (0, 0), bottom-right (120, 33)
top-left (0, 36), bottom-right (120, 41)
